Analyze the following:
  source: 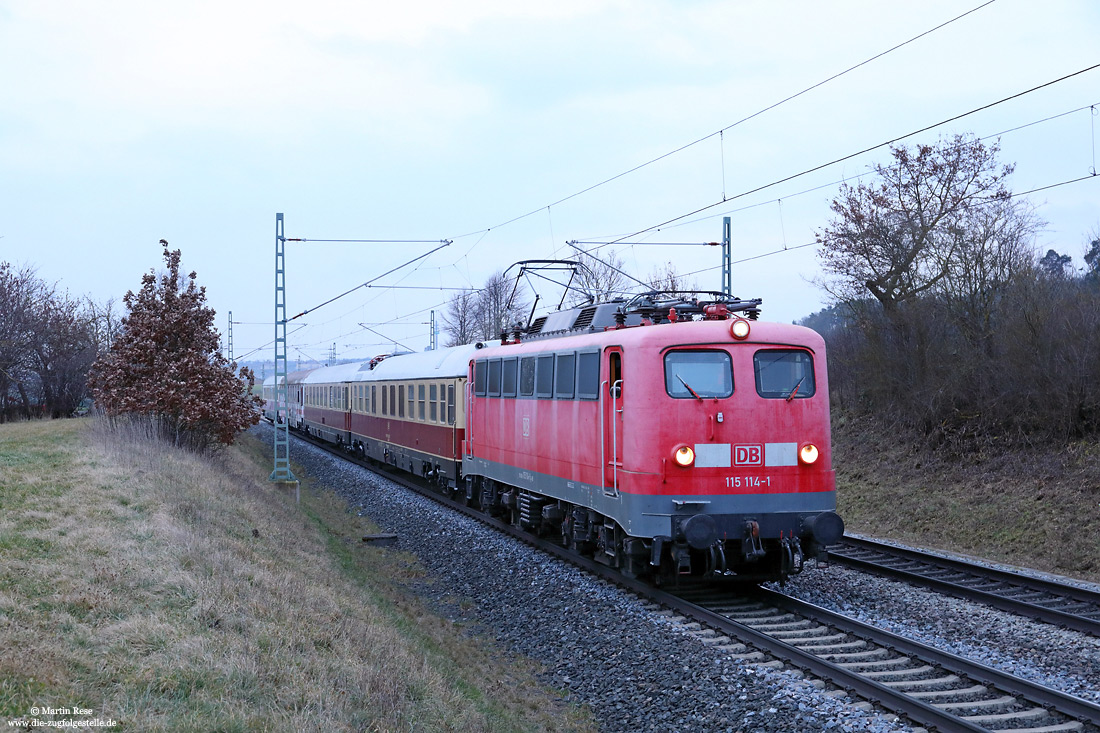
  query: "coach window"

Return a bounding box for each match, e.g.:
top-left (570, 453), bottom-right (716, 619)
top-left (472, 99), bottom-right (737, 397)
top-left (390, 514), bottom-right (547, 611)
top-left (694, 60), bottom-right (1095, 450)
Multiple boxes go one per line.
top-left (664, 350), bottom-right (733, 399)
top-left (555, 353), bottom-right (576, 399)
top-left (535, 354), bottom-right (554, 399)
top-left (429, 383), bottom-right (438, 422)
top-left (576, 350), bottom-right (600, 400)
top-left (754, 349), bottom-right (816, 400)
top-left (418, 384), bottom-right (426, 420)
top-left (474, 360), bottom-right (487, 397)
top-left (488, 359), bottom-right (502, 397)
top-left (519, 357), bottom-right (535, 397)
top-left (502, 358), bottom-right (518, 398)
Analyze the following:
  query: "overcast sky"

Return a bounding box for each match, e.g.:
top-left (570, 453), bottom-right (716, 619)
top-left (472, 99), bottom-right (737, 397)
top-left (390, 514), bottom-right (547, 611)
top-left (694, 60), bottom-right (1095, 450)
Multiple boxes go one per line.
top-left (2, 1), bottom-right (1098, 368)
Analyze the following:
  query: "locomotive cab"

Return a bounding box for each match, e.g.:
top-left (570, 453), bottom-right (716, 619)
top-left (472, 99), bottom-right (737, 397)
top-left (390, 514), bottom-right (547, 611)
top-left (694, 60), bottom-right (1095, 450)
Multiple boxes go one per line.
top-left (624, 319), bottom-right (843, 582)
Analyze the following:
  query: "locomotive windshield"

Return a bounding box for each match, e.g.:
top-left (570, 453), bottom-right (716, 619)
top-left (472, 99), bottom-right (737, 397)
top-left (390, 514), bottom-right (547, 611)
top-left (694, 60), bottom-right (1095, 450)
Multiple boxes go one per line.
top-left (754, 349), bottom-right (816, 399)
top-left (664, 351), bottom-right (733, 399)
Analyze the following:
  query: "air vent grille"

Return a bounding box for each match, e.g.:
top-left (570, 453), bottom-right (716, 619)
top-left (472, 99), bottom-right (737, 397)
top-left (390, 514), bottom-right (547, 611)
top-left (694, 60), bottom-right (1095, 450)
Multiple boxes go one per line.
top-left (572, 307), bottom-right (598, 330)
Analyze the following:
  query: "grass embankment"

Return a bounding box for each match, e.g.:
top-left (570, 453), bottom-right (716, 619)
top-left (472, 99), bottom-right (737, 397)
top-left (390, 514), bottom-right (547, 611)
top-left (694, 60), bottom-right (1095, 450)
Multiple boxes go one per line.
top-left (0, 419), bottom-right (593, 732)
top-left (834, 412), bottom-right (1100, 584)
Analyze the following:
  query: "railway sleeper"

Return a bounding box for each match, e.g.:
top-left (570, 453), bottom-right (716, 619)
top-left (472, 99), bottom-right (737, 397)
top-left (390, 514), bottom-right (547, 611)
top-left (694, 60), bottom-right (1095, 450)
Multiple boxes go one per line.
top-left (778, 630), bottom-right (848, 643)
top-left (798, 641), bottom-right (870, 655)
top-left (880, 674), bottom-right (962, 690)
top-left (959, 707), bottom-right (1049, 725)
top-left (906, 684), bottom-right (990, 701)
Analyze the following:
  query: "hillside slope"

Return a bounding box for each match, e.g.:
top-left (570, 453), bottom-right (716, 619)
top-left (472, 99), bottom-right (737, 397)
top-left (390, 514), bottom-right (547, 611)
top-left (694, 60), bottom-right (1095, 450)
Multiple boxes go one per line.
top-left (0, 419), bottom-right (592, 732)
top-left (833, 411), bottom-right (1100, 584)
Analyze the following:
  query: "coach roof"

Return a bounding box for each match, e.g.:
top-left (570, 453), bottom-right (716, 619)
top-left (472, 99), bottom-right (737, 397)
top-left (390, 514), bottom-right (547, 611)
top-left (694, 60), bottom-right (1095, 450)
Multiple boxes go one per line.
top-left (298, 342), bottom-right (497, 385)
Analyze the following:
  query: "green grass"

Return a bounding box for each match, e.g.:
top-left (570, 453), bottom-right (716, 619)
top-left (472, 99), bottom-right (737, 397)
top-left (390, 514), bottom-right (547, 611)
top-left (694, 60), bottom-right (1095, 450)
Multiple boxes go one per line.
top-left (0, 418), bottom-right (594, 732)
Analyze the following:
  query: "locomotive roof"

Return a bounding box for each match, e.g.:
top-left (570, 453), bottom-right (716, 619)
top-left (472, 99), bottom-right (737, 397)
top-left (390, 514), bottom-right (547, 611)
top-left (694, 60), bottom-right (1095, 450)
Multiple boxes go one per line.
top-left (474, 317), bottom-right (826, 358)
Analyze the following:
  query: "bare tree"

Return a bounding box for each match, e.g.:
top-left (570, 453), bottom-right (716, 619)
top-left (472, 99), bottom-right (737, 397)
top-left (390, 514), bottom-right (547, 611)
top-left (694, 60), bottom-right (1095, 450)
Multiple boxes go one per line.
top-left (84, 296), bottom-right (121, 354)
top-left (30, 290), bottom-right (97, 418)
top-left (938, 197), bottom-right (1042, 347)
top-left (441, 289), bottom-right (479, 347)
top-left (646, 261), bottom-right (698, 294)
top-left (816, 134), bottom-right (1014, 317)
top-left (1083, 224), bottom-right (1100, 285)
top-left (566, 250), bottom-right (631, 307)
top-left (475, 270), bottom-right (528, 340)
top-left (0, 262), bottom-right (43, 420)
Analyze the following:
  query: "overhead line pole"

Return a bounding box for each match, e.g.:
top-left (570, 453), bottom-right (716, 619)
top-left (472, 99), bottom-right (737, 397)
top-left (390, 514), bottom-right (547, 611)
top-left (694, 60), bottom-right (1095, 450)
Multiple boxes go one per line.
top-left (271, 213), bottom-right (296, 484)
top-left (271, 218), bottom-right (451, 485)
top-left (722, 217), bottom-right (732, 296)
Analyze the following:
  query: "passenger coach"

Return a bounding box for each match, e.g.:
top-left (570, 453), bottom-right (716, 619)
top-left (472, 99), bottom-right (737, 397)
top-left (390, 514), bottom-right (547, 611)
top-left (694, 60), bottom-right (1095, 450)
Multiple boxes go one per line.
top-left (289, 345), bottom-right (485, 488)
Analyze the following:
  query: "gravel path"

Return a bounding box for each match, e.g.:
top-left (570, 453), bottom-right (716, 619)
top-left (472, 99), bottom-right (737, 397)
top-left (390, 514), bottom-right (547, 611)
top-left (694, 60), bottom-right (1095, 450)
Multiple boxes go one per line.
top-left (261, 425), bottom-right (913, 733)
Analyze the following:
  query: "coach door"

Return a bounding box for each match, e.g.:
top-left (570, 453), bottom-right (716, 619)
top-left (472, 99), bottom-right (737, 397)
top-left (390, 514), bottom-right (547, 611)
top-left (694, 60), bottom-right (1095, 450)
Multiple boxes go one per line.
top-left (343, 386), bottom-right (352, 433)
top-left (602, 348), bottom-right (624, 498)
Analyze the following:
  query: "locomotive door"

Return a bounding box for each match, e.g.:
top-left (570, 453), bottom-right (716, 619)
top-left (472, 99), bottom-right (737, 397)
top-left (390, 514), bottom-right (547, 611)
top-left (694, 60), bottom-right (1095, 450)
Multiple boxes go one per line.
top-left (602, 348), bottom-right (624, 498)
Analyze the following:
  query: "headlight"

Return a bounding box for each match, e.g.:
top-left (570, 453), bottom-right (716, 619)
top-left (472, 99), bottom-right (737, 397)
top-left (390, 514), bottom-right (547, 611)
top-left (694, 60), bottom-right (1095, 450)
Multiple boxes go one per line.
top-left (799, 444), bottom-right (820, 464)
top-left (730, 319), bottom-right (750, 340)
top-left (673, 445), bottom-right (695, 467)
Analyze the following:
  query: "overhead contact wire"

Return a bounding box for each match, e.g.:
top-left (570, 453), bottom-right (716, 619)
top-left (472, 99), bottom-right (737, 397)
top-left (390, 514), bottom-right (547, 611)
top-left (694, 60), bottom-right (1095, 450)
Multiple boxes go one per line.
top-left (607, 63), bottom-right (1100, 245)
top-left (447, 0), bottom-right (999, 244)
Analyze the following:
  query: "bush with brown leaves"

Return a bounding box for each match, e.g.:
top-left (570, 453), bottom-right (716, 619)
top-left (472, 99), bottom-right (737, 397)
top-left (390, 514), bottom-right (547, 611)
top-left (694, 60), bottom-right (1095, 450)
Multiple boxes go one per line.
top-left (89, 241), bottom-right (260, 451)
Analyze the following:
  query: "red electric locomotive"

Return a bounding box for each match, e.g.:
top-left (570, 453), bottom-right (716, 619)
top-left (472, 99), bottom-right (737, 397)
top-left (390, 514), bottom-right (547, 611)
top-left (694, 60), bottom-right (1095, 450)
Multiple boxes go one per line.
top-left (462, 293), bottom-right (843, 583)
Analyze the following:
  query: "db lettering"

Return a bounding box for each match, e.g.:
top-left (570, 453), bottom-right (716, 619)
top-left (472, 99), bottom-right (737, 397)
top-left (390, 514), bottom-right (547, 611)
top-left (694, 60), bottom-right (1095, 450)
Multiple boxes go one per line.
top-left (734, 445), bottom-right (762, 466)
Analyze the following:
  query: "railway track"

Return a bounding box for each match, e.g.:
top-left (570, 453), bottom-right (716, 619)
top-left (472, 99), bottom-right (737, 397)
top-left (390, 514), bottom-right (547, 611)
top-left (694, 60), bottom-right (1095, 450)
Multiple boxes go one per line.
top-left (671, 584), bottom-right (1100, 733)
top-left (291, 429), bottom-right (1100, 733)
top-left (828, 536), bottom-right (1100, 638)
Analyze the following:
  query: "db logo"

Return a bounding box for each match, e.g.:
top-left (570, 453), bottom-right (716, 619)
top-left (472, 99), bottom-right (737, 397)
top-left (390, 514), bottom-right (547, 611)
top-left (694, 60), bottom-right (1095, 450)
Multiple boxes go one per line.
top-left (734, 444), bottom-right (762, 466)
top-left (522, 417), bottom-right (530, 438)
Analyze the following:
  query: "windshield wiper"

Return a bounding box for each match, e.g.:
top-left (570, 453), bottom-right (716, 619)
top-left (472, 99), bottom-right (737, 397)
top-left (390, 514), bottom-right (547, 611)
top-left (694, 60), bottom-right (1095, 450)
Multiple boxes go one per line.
top-left (677, 375), bottom-right (703, 401)
top-left (785, 376), bottom-right (805, 402)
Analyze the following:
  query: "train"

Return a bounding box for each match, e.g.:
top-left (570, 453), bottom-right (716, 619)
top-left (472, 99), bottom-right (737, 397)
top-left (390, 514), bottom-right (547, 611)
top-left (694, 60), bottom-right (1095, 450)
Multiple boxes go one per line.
top-left (263, 291), bottom-right (843, 584)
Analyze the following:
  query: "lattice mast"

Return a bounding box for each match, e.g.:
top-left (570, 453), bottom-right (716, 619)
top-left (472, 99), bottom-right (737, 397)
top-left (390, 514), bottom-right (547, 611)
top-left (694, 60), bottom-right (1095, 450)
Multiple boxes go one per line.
top-left (271, 213), bottom-right (295, 482)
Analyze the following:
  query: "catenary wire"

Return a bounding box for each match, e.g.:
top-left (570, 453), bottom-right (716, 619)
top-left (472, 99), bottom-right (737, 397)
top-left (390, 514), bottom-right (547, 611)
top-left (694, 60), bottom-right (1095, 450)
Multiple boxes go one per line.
top-left (600, 63), bottom-right (1100, 246)
top-left (445, 0), bottom-right (999, 245)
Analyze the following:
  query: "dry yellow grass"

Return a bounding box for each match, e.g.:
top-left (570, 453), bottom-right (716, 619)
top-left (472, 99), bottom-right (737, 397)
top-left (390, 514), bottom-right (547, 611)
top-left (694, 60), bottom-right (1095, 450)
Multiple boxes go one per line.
top-left (834, 413), bottom-right (1100, 584)
top-left (0, 419), bottom-right (593, 732)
